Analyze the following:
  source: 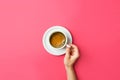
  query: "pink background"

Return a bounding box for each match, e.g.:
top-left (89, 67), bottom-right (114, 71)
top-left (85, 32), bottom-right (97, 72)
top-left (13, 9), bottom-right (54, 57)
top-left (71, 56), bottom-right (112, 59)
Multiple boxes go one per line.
top-left (0, 0), bottom-right (120, 80)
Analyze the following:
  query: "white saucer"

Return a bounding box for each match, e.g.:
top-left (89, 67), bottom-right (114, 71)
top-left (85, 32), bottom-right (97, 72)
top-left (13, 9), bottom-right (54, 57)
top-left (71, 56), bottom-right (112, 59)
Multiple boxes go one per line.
top-left (42, 26), bottom-right (72, 56)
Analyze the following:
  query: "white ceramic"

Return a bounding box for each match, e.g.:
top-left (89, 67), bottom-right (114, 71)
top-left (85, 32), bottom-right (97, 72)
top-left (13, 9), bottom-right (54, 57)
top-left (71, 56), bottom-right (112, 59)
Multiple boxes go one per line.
top-left (42, 26), bottom-right (72, 56)
top-left (48, 30), bottom-right (68, 49)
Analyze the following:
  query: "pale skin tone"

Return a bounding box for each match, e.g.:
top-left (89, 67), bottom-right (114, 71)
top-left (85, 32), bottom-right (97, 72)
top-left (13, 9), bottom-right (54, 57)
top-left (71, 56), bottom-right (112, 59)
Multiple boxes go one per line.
top-left (64, 44), bottom-right (80, 80)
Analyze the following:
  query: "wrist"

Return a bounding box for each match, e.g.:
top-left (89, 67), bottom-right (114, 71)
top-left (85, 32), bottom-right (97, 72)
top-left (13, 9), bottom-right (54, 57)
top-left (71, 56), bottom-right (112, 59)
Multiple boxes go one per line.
top-left (65, 65), bottom-right (74, 70)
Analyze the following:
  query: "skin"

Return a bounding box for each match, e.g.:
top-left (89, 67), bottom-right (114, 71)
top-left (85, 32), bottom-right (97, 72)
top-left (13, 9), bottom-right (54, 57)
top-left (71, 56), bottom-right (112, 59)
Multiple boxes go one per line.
top-left (64, 44), bottom-right (80, 80)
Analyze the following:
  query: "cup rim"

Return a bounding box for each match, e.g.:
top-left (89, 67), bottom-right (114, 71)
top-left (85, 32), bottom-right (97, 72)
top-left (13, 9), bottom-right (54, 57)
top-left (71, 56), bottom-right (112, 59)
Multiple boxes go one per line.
top-left (48, 31), bottom-right (67, 49)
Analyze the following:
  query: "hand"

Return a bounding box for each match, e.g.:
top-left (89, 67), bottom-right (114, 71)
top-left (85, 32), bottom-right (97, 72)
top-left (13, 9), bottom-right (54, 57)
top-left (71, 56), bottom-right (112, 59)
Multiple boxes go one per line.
top-left (64, 44), bottom-right (80, 68)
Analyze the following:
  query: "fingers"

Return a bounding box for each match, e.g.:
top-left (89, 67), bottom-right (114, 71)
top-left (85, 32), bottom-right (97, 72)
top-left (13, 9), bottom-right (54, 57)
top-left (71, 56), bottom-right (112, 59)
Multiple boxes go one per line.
top-left (65, 45), bottom-right (71, 58)
top-left (65, 44), bottom-right (80, 58)
top-left (70, 44), bottom-right (80, 57)
top-left (64, 44), bottom-right (80, 67)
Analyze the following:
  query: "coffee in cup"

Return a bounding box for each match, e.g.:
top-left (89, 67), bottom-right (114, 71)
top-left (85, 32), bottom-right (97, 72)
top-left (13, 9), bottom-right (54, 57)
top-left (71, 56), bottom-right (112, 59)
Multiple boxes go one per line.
top-left (49, 31), bottom-right (67, 49)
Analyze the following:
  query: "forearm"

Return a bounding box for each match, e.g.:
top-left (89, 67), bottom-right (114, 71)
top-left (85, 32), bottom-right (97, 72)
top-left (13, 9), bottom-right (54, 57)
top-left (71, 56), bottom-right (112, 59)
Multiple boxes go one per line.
top-left (65, 66), bottom-right (77, 80)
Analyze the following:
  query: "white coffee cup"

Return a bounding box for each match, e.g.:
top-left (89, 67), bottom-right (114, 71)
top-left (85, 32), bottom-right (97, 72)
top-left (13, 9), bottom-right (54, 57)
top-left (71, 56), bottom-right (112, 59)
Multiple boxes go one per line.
top-left (48, 31), bottom-right (68, 49)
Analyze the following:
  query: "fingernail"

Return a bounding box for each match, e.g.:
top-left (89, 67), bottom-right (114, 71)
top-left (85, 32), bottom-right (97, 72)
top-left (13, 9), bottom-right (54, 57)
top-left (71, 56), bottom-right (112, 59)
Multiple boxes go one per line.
top-left (66, 44), bottom-right (71, 48)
